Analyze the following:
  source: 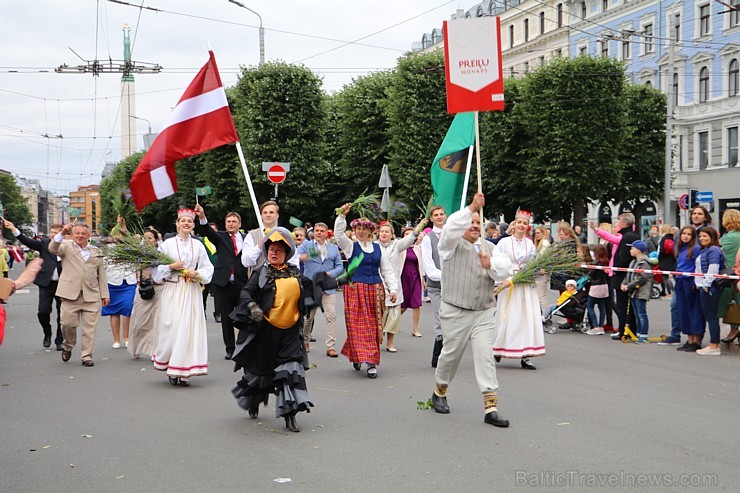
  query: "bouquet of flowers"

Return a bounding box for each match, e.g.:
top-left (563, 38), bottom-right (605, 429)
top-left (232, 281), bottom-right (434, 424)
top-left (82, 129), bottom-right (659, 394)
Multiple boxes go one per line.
top-left (494, 244), bottom-right (582, 295)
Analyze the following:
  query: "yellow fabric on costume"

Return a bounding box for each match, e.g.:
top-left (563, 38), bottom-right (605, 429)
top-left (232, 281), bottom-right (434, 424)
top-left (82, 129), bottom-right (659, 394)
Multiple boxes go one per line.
top-left (555, 290), bottom-right (575, 306)
top-left (203, 237), bottom-right (216, 255)
top-left (265, 277), bottom-right (300, 329)
top-left (0, 248), bottom-right (9, 274)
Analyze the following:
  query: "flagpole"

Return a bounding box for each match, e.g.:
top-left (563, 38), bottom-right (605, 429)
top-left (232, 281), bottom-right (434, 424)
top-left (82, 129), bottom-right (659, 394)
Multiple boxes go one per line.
top-left (460, 145), bottom-right (474, 211)
top-left (234, 141), bottom-right (265, 231)
top-left (474, 111), bottom-right (482, 193)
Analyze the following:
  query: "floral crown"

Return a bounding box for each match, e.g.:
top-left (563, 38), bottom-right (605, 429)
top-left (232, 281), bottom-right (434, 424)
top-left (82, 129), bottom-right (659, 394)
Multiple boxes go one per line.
top-left (177, 208), bottom-right (196, 219)
top-left (516, 210), bottom-right (532, 220)
top-left (350, 217), bottom-right (377, 231)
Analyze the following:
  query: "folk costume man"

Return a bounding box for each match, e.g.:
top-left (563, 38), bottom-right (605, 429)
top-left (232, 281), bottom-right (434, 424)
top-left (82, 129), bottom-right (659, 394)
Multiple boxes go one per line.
top-left (241, 201), bottom-right (299, 272)
top-left (194, 204), bottom-right (247, 360)
top-left (430, 193), bottom-right (512, 427)
top-left (4, 219), bottom-right (65, 350)
top-left (49, 223), bottom-right (110, 367)
top-left (421, 205), bottom-right (447, 367)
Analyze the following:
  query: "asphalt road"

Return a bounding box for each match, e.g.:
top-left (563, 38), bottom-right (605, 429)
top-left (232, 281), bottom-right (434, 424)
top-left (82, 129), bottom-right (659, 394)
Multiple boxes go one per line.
top-left (2, 264), bottom-right (739, 493)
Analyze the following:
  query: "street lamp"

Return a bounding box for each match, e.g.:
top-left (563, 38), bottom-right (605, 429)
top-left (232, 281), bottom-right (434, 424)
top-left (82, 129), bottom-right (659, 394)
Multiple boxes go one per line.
top-left (228, 0), bottom-right (265, 65)
top-left (130, 115), bottom-right (155, 150)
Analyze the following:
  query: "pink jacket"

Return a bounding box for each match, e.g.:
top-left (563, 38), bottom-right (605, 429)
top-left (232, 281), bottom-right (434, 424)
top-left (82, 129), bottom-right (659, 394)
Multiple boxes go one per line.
top-left (595, 228), bottom-right (622, 276)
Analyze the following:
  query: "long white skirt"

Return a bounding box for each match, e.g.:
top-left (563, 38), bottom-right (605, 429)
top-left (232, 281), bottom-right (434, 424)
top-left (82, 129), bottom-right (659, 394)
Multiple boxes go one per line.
top-left (153, 281), bottom-right (208, 378)
top-left (493, 283), bottom-right (546, 359)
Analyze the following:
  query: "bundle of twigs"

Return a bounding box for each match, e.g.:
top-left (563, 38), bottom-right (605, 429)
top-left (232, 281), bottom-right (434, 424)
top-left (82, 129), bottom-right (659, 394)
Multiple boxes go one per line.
top-left (335, 190), bottom-right (382, 220)
top-left (103, 234), bottom-right (175, 271)
top-left (494, 244), bottom-right (582, 295)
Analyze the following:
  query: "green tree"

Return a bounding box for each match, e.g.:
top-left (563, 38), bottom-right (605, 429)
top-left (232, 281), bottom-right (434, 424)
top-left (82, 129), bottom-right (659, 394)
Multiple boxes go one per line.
top-left (332, 71), bottom-right (395, 203)
top-left (610, 83), bottom-right (667, 205)
top-left (386, 50), bottom-right (450, 209)
top-left (1, 174), bottom-right (33, 239)
top-left (517, 56), bottom-right (627, 223)
top-left (232, 61), bottom-right (331, 223)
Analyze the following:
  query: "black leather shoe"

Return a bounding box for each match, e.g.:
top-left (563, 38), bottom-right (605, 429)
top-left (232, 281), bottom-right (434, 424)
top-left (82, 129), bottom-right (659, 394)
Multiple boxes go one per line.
top-left (168, 376), bottom-right (180, 386)
top-left (248, 406), bottom-right (259, 419)
top-left (431, 338), bottom-right (443, 368)
top-left (43, 335), bottom-right (51, 348)
top-left (431, 393), bottom-right (450, 414)
top-left (225, 351), bottom-right (234, 360)
top-left (55, 343), bottom-right (64, 351)
top-left (484, 411), bottom-right (510, 427)
top-left (214, 312), bottom-right (222, 324)
top-left (520, 359), bottom-right (536, 370)
top-left (285, 415), bottom-right (300, 432)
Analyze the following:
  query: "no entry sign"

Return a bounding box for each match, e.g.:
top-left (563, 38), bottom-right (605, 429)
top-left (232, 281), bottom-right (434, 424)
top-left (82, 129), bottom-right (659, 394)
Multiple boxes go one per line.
top-left (267, 164), bottom-right (286, 184)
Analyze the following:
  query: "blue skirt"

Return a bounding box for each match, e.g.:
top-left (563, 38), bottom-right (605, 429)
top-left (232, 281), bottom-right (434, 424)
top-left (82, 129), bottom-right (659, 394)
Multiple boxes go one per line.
top-left (102, 281), bottom-right (137, 317)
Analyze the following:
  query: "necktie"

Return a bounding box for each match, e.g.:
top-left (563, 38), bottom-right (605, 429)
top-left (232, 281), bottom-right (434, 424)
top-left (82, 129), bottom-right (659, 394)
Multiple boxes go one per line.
top-left (231, 234), bottom-right (237, 277)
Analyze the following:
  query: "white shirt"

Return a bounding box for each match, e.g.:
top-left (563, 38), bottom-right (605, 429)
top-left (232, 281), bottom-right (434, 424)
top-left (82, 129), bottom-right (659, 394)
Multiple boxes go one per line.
top-left (421, 226), bottom-right (444, 282)
top-left (241, 226), bottom-right (300, 268)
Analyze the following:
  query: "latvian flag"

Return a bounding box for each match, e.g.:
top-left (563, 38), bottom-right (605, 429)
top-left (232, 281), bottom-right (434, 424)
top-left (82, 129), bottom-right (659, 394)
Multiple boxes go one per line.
top-left (130, 51), bottom-right (238, 211)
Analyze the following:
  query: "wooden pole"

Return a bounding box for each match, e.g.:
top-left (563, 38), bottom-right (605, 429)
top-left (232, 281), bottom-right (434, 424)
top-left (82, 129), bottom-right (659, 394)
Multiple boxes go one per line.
top-left (234, 142), bottom-right (265, 231)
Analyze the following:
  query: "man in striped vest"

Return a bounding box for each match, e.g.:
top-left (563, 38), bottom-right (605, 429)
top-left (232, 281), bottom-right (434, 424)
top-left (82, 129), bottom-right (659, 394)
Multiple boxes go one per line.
top-left (430, 192), bottom-right (513, 427)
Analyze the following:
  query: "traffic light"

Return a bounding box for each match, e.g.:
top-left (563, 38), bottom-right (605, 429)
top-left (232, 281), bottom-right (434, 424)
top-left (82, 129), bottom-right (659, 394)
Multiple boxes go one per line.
top-left (689, 189), bottom-right (698, 208)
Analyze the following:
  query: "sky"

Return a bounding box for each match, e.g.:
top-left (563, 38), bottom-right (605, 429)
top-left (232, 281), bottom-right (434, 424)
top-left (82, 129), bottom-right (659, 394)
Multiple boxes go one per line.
top-left (0, 0), bottom-right (461, 197)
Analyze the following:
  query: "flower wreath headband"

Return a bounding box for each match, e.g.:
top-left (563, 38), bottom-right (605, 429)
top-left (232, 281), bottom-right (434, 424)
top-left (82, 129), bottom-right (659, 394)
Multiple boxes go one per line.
top-left (177, 208), bottom-right (196, 220)
top-left (350, 217), bottom-right (377, 231)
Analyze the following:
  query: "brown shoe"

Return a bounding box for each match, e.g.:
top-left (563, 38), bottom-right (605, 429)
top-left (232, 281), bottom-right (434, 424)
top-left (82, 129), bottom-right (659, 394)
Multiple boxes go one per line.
top-left (61, 350), bottom-right (72, 362)
top-left (81, 359), bottom-right (94, 367)
top-left (326, 348), bottom-right (338, 358)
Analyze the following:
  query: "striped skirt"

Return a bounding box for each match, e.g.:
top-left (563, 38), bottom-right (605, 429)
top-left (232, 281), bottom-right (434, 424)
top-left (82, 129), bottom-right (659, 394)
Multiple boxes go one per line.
top-left (341, 282), bottom-right (385, 365)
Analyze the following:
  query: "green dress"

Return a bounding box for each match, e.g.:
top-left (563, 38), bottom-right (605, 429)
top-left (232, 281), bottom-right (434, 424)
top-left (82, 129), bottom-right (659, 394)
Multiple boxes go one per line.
top-left (718, 230), bottom-right (740, 319)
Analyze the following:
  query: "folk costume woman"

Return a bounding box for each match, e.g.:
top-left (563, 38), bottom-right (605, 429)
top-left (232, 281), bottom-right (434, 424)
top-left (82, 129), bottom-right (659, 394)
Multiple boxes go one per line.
top-left (376, 220), bottom-right (425, 352)
top-left (230, 227), bottom-right (314, 432)
top-left (492, 210), bottom-right (545, 369)
top-left (151, 208), bottom-right (214, 387)
top-left (127, 229), bottom-right (164, 360)
top-left (334, 204), bottom-right (400, 379)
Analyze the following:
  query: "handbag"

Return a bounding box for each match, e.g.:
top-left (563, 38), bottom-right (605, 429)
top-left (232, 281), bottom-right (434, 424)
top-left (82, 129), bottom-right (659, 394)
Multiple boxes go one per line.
top-left (138, 278), bottom-right (155, 300)
top-left (589, 283), bottom-right (609, 299)
top-left (723, 301), bottom-right (740, 326)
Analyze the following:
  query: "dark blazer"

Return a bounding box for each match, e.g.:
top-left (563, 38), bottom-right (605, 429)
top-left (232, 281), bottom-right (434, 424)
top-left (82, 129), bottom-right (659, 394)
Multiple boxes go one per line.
top-left (195, 222), bottom-right (248, 288)
top-left (613, 226), bottom-right (640, 282)
top-left (15, 234), bottom-right (62, 287)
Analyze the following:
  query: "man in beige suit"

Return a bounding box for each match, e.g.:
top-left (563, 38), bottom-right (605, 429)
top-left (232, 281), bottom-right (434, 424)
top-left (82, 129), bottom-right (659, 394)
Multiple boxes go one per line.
top-left (49, 223), bottom-right (109, 367)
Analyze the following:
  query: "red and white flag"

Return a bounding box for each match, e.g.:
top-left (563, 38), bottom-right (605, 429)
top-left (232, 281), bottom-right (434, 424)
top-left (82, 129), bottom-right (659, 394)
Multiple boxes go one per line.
top-left (130, 51), bottom-right (238, 211)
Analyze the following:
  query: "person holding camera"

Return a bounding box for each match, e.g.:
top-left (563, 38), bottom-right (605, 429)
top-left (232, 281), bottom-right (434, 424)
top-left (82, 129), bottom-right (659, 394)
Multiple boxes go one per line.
top-left (127, 228), bottom-right (163, 360)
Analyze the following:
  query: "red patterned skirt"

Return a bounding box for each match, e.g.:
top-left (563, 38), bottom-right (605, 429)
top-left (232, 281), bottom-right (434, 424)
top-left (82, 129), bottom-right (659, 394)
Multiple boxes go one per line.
top-left (341, 282), bottom-right (385, 365)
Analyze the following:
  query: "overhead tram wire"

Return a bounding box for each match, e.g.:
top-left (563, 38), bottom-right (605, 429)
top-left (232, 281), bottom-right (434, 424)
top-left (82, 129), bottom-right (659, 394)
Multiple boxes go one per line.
top-left (294, 0), bottom-right (456, 63)
top-left (107, 0), bottom-right (404, 53)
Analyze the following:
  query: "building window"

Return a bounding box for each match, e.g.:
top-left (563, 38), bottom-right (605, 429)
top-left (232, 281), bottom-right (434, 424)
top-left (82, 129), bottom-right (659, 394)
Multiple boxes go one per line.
top-left (732, 0), bottom-right (740, 28)
top-left (509, 67), bottom-right (515, 77)
top-left (673, 73), bottom-right (679, 107)
top-left (581, 2), bottom-right (587, 19)
top-left (524, 19), bottom-right (529, 42)
top-left (431, 29), bottom-right (440, 44)
top-left (729, 127), bottom-right (739, 166)
top-left (540, 12), bottom-right (546, 35)
top-left (524, 61), bottom-right (530, 73)
top-left (556, 48), bottom-right (563, 57)
top-left (674, 13), bottom-right (681, 41)
top-left (645, 80), bottom-right (652, 88)
top-left (540, 56), bottom-right (546, 66)
top-left (509, 25), bottom-right (514, 48)
top-left (699, 66), bottom-right (709, 103)
top-left (557, 4), bottom-right (563, 27)
top-left (579, 45), bottom-right (587, 56)
top-left (489, 0), bottom-right (496, 14)
top-left (505, 0), bottom-right (510, 8)
top-left (699, 4), bottom-right (711, 36)
top-left (601, 40), bottom-right (609, 57)
top-left (621, 40), bottom-right (630, 60)
top-left (602, 0), bottom-right (609, 12)
top-left (643, 24), bottom-right (653, 53)
top-left (699, 131), bottom-right (709, 169)
top-left (730, 59), bottom-right (740, 97)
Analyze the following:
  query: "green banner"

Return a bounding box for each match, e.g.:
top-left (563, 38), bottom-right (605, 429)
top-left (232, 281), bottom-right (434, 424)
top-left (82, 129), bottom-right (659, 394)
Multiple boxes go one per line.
top-left (195, 186), bottom-right (212, 196)
top-left (430, 112), bottom-right (475, 216)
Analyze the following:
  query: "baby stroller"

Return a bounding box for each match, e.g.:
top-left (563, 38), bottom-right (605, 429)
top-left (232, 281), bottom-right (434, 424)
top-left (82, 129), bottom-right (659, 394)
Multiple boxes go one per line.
top-left (543, 276), bottom-right (591, 334)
